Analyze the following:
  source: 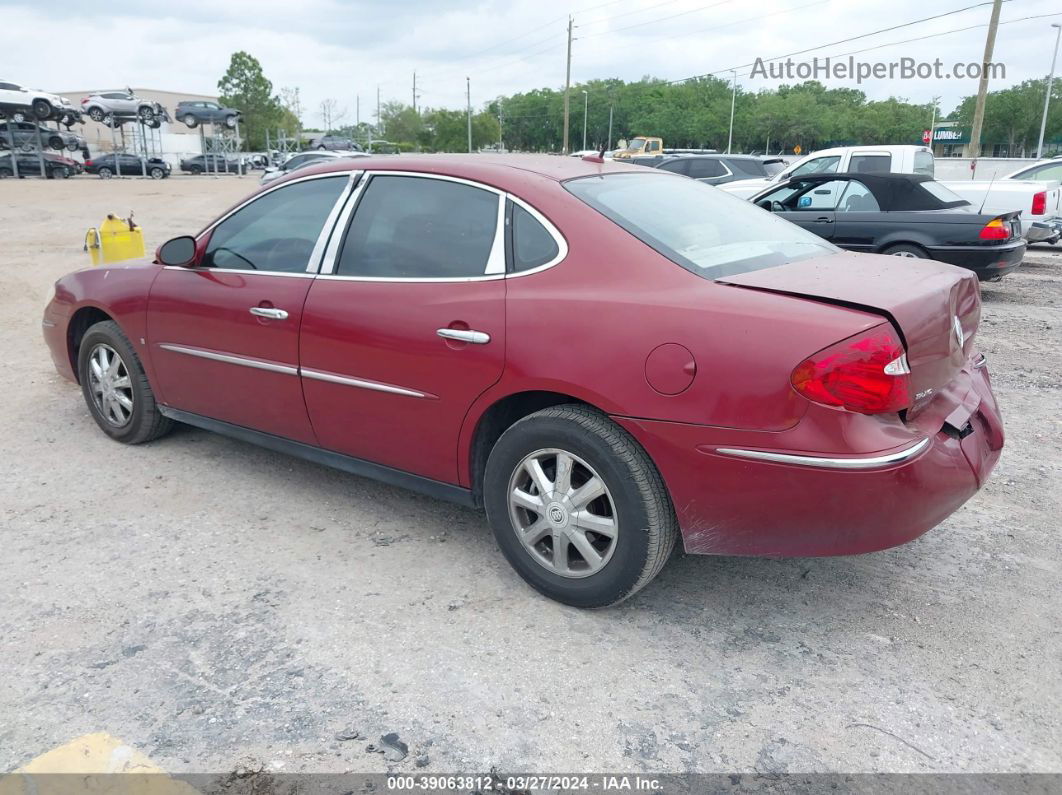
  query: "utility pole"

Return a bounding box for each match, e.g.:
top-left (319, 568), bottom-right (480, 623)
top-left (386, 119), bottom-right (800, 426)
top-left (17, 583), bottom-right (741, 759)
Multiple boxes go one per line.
top-left (356, 94), bottom-right (360, 126)
top-left (607, 104), bottom-right (613, 152)
top-left (1036, 23), bottom-right (1062, 159)
top-left (466, 76), bottom-right (472, 153)
top-left (727, 70), bottom-right (737, 154)
top-left (966, 0), bottom-right (1003, 159)
top-left (376, 85), bottom-right (381, 139)
top-left (563, 15), bottom-right (573, 154)
top-left (412, 71), bottom-right (417, 113)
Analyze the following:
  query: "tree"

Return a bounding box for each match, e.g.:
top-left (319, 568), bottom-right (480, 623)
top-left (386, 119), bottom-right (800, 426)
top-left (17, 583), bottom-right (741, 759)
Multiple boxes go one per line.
top-left (217, 51), bottom-right (286, 150)
top-left (318, 98), bottom-right (346, 132)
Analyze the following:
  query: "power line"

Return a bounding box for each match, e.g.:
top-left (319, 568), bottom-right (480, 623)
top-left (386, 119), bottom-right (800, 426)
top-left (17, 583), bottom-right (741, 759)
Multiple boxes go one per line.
top-left (666, 0), bottom-right (1014, 84)
top-left (580, 0), bottom-right (739, 38)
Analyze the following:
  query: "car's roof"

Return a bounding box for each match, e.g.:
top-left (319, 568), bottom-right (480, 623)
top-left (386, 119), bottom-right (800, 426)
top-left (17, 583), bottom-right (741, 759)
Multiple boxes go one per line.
top-left (663, 153), bottom-right (762, 161)
top-left (296, 153), bottom-right (643, 184)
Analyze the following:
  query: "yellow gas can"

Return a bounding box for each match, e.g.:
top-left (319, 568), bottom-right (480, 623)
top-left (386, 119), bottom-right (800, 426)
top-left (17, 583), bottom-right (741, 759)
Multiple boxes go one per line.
top-left (85, 213), bottom-right (145, 266)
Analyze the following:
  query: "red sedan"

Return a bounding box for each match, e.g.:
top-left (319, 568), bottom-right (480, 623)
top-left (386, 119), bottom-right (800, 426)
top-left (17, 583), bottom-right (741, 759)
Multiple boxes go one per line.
top-left (42, 155), bottom-right (1003, 607)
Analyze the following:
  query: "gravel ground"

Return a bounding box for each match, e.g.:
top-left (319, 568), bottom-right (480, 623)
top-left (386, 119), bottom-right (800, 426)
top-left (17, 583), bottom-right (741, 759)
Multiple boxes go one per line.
top-left (0, 176), bottom-right (1059, 777)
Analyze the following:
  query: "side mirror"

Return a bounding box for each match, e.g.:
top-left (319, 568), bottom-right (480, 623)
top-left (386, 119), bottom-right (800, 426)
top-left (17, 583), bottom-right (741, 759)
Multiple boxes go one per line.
top-left (157, 235), bottom-right (197, 267)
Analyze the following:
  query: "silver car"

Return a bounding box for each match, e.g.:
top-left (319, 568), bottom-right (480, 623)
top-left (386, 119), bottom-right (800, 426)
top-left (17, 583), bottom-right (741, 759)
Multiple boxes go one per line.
top-left (81, 89), bottom-right (160, 123)
top-left (259, 150), bottom-right (370, 184)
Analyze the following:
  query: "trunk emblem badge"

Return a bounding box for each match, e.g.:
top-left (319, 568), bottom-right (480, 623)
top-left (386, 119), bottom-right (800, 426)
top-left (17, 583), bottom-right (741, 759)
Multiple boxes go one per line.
top-left (953, 316), bottom-right (965, 349)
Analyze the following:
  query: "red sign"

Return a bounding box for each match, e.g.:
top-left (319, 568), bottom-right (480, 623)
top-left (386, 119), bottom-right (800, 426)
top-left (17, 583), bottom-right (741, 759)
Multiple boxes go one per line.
top-left (922, 129), bottom-right (931, 143)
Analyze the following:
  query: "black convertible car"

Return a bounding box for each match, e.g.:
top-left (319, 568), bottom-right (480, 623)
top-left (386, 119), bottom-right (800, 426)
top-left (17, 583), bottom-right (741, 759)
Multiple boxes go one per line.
top-left (750, 172), bottom-right (1025, 280)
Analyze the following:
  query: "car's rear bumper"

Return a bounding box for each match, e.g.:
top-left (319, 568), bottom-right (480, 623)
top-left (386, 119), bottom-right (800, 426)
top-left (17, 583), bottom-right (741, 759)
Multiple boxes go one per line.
top-left (614, 359), bottom-right (1003, 557)
top-left (928, 240), bottom-right (1025, 278)
top-left (1027, 219), bottom-right (1061, 244)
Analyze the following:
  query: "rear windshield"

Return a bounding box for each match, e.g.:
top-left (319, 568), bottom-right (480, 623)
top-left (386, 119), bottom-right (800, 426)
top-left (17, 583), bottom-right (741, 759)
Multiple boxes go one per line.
top-left (565, 172), bottom-right (837, 278)
top-left (762, 159), bottom-right (787, 176)
top-left (914, 150), bottom-right (935, 176)
top-left (920, 180), bottom-right (969, 207)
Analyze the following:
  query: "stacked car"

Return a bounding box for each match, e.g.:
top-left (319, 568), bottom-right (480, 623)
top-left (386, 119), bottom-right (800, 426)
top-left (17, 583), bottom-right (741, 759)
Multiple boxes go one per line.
top-left (0, 80), bottom-right (80, 126)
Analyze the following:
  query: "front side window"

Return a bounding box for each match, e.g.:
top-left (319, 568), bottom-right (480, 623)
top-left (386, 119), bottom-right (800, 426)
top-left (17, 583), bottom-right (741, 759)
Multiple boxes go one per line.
top-left (687, 159), bottom-right (728, 179)
top-left (789, 156), bottom-right (841, 178)
top-left (203, 176), bottom-right (347, 273)
top-left (566, 173), bottom-right (836, 279)
top-left (335, 175), bottom-right (500, 278)
top-left (766, 179), bottom-right (848, 211)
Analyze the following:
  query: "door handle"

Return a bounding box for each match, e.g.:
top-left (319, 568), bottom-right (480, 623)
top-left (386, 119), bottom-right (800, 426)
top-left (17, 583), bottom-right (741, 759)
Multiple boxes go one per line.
top-left (437, 328), bottom-right (490, 344)
top-left (813, 216), bottom-right (834, 223)
top-left (250, 307), bottom-right (288, 320)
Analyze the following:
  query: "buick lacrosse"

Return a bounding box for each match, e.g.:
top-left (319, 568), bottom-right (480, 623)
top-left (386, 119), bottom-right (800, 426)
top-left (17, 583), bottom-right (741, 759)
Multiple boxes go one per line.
top-left (42, 155), bottom-right (1003, 606)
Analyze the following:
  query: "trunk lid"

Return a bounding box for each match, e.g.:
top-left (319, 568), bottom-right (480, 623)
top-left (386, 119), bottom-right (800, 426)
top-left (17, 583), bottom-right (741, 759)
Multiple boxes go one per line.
top-left (717, 251), bottom-right (979, 412)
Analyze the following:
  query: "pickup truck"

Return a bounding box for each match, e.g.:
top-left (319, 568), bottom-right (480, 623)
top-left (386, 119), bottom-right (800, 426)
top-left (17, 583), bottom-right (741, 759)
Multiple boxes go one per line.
top-left (1003, 159), bottom-right (1062, 243)
top-left (720, 145), bottom-right (1061, 244)
top-left (612, 136), bottom-right (717, 160)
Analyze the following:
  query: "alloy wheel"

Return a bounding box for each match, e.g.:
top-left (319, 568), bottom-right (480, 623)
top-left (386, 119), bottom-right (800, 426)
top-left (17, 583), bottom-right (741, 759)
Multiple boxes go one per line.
top-left (891, 251), bottom-right (919, 258)
top-left (88, 343), bottom-right (134, 427)
top-left (507, 448), bottom-right (619, 578)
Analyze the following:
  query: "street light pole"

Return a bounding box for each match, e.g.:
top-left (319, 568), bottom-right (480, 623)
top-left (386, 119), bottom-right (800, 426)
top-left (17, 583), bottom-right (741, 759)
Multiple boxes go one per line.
top-left (727, 70), bottom-right (737, 154)
top-left (1036, 23), bottom-right (1062, 159)
top-left (466, 76), bottom-right (472, 154)
top-left (582, 90), bottom-right (588, 151)
top-left (607, 104), bottom-right (613, 152)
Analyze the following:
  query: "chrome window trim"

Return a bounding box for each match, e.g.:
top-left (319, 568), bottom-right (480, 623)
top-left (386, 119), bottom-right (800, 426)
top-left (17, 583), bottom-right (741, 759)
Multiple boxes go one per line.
top-left (162, 266), bottom-right (316, 278)
top-left (714, 437), bottom-right (930, 470)
top-left (317, 170), bottom-right (568, 282)
top-left (193, 170), bottom-right (361, 276)
top-left (301, 367), bottom-right (434, 399)
top-left (158, 343), bottom-right (298, 375)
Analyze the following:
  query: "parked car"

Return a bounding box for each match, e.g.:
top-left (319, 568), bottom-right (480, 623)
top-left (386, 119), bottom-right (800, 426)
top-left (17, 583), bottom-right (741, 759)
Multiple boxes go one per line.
top-left (721, 144), bottom-right (1061, 244)
top-left (0, 151), bottom-right (74, 178)
top-left (750, 172), bottom-right (1025, 281)
top-left (179, 154), bottom-right (242, 175)
top-left (0, 80), bottom-right (76, 122)
top-left (84, 153), bottom-right (171, 179)
top-left (175, 101), bottom-right (240, 129)
top-left (0, 122), bottom-right (84, 152)
top-left (310, 135), bottom-right (362, 151)
top-left (41, 156), bottom-right (1003, 607)
top-left (1003, 160), bottom-right (1062, 243)
top-left (631, 153), bottom-right (784, 186)
top-left (260, 150), bottom-right (370, 184)
top-left (81, 90), bottom-right (163, 124)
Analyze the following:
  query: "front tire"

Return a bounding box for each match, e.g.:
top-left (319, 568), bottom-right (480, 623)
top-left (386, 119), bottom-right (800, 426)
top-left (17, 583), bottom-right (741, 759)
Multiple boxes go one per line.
top-left (77, 321), bottom-right (173, 444)
top-left (484, 405), bottom-right (677, 607)
top-left (149, 166), bottom-right (164, 179)
top-left (31, 99), bottom-right (52, 119)
top-left (183, 114), bottom-right (198, 128)
top-left (98, 166), bottom-right (113, 178)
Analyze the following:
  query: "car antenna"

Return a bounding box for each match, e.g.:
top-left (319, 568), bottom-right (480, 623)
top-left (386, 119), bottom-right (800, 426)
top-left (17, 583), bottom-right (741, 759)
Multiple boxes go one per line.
top-left (978, 171), bottom-right (996, 215)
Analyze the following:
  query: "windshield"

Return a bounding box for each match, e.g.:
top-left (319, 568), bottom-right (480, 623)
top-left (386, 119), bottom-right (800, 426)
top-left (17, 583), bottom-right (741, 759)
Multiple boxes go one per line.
top-left (565, 173), bottom-right (837, 278)
top-left (626, 139), bottom-right (646, 151)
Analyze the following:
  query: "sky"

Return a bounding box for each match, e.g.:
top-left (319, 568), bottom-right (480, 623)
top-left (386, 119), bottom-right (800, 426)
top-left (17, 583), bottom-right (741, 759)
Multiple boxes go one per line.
top-left (1, 0), bottom-right (1060, 126)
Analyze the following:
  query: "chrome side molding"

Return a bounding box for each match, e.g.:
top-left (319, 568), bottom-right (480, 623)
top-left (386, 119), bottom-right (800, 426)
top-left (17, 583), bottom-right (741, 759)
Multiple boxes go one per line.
top-left (300, 367), bottom-right (434, 399)
top-left (714, 437), bottom-right (930, 470)
top-left (158, 343), bottom-right (298, 375)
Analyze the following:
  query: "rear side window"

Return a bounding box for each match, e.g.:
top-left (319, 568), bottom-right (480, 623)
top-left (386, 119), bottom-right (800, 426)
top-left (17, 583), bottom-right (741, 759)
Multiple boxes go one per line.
top-left (510, 203), bottom-right (560, 272)
top-left (850, 154), bottom-right (891, 174)
top-left (729, 159), bottom-right (768, 176)
top-left (336, 175), bottom-right (500, 278)
top-left (790, 156), bottom-right (840, 177)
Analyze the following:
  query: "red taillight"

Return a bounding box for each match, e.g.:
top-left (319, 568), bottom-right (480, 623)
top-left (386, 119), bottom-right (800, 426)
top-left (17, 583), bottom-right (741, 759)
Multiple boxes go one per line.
top-left (84, 159), bottom-right (93, 166)
top-left (1031, 191), bottom-right (1047, 216)
top-left (791, 327), bottom-right (910, 414)
top-left (979, 218), bottom-right (1009, 240)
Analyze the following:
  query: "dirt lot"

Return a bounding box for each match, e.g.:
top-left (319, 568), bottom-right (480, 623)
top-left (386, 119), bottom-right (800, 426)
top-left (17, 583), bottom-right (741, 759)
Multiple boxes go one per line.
top-left (0, 176), bottom-right (1059, 777)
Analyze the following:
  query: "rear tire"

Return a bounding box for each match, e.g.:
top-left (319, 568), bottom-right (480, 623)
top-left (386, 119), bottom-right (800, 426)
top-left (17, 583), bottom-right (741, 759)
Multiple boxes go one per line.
top-left (0, 167), bottom-right (12, 178)
top-left (77, 321), bottom-right (173, 445)
top-left (88, 107), bottom-right (105, 122)
top-left (98, 166), bottom-right (113, 179)
top-left (11, 110), bottom-right (28, 123)
top-left (882, 243), bottom-right (929, 258)
top-left (149, 166), bottom-right (164, 179)
top-left (189, 165), bottom-right (203, 175)
top-left (483, 404), bottom-right (677, 607)
top-left (183, 114), bottom-right (198, 128)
